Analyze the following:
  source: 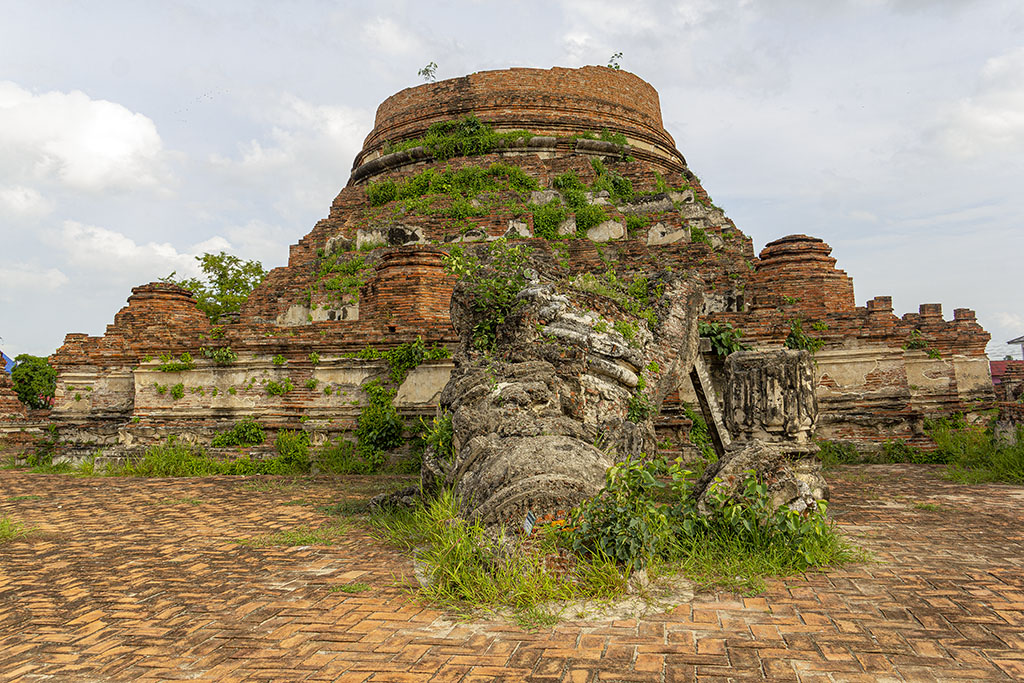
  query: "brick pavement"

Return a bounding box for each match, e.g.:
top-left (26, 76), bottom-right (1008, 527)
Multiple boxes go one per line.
top-left (1, 464), bottom-right (1022, 682)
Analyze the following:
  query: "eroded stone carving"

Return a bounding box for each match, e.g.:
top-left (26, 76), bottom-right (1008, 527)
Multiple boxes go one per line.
top-left (424, 259), bottom-right (704, 527)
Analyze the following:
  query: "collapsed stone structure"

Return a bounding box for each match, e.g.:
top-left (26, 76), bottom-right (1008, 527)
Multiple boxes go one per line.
top-left (0, 66), bottom-right (995, 464)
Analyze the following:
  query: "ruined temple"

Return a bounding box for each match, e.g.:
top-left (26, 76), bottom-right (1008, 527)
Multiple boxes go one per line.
top-left (1, 66), bottom-right (995, 459)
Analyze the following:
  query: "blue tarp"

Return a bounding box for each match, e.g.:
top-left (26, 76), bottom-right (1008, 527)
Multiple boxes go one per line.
top-left (1, 351), bottom-right (14, 374)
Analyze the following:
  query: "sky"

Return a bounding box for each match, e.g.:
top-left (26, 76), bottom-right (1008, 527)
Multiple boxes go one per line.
top-left (0, 0), bottom-right (1021, 360)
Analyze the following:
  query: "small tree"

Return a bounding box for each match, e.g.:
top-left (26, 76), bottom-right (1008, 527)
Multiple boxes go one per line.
top-left (608, 52), bottom-right (623, 70)
top-left (164, 252), bottom-right (267, 323)
top-left (418, 61), bottom-right (438, 82)
top-left (11, 354), bottom-right (56, 409)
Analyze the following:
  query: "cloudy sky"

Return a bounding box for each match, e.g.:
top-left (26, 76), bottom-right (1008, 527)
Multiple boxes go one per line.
top-left (1, 0), bottom-right (1021, 360)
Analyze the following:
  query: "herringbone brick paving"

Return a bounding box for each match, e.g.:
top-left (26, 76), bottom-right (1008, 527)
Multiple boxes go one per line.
top-left (1, 464), bottom-right (1022, 681)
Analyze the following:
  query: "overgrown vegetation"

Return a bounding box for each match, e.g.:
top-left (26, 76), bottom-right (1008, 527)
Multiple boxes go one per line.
top-left (444, 240), bottom-right (532, 350)
top-left (157, 353), bottom-right (195, 372)
top-left (421, 412), bottom-right (454, 461)
top-left (784, 319), bottom-right (826, 354)
top-left (570, 268), bottom-right (662, 327)
top-left (112, 436), bottom-right (306, 476)
top-left (372, 489), bottom-right (627, 621)
top-left (210, 418), bottom-right (265, 447)
top-left (683, 406), bottom-right (715, 461)
top-left (367, 162), bottom-right (538, 208)
top-left (698, 321), bottom-right (750, 357)
top-left (342, 337), bottom-right (452, 468)
top-left (201, 346), bottom-right (238, 365)
top-left (379, 114), bottom-right (535, 160)
top-left (903, 329), bottom-right (942, 359)
top-left (373, 456), bottom-right (858, 622)
top-left (818, 413), bottom-right (1024, 484)
top-left (0, 514), bottom-right (33, 544)
top-left (10, 354), bottom-right (56, 409)
top-left (163, 252), bottom-right (267, 323)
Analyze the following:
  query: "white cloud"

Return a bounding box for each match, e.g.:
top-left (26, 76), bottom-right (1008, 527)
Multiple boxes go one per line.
top-left (0, 263), bottom-right (69, 302)
top-left (46, 221), bottom-right (229, 285)
top-left (0, 81), bottom-right (170, 192)
top-left (996, 312), bottom-right (1024, 331)
top-left (0, 185), bottom-right (53, 217)
top-left (209, 93), bottom-right (370, 220)
top-left (934, 47), bottom-right (1024, 159)
top-left (362, 17), bottom-right (423, 56)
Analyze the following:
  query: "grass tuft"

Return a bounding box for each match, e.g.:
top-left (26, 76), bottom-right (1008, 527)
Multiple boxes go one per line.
top-left (0, 514), bottom-right (33, 544)
top-left (234, 520), bottom-right (349, 547)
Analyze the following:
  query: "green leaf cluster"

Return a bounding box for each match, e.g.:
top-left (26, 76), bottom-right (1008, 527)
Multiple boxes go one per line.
top-left (200, 346), bottom-right (237, 365)
top-left (367, 162), bottom-right (538, 208)
top-left (355, 380), bottom-right (404, 468)
top-left (570, 269), bottom-right (661, 327)
top-left (380, 114), bottom-right (534, 160)
top-left (784, 319), bottom-right (825, 354)
top-left (211, 418), bottom-right (265, 447)
top-left (568, 456), bottom-right (841, 572)
top-left (265, 377), bottom-right (294, 396)
top-left (443, 240), bottom-right (532, 350)
top-left (421, 412), bottom-right (454, 461)
top-left (10, 354), bottom-right (55, 409)
top-left (163, 252), bottom-right (267, 323)
top-left (698, 321), bottom-right (750, 358)
top-left (157, 352), bottom-right (195, 372)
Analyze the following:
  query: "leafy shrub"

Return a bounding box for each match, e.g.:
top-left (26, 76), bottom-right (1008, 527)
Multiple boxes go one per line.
top-left (158, 353), bottom-right (195, 372)
top-left (784, 319), bottom-right (825, 354)
top-left (589, 157), bottom-right (633, 202)
top-left (568, 456), bottom-right (669, 570)
top-left (626, 377), bottom-right (655, 423)
top-left (689, 227), bottom-right (710, 245)
top-left (201, 346), bottom-right (237, 365)
top-left (683, 406), bottom-right (715, 461)
top-left (316, 438), bottom-right (373, 474)
top-left (274, 430), bottom-right (310, 470)
top-left (355, 381), bottom-right (404, 467)
top-left (272, 354), bottom-right (286, 366)
top-left (366, 179), bottom-right (398, 206)
top-left (169, 383), bottom-right (185, 400)
top-left (265, 378), bottom-right (294, 396)
top-left (443, 240), bottom-right (532, 350)
top-left (568, 456), bottom-right (847, 574)
top-left (698, 321), bottom-right (750, 357)
top-left (817, 440), bottom-right (860, 467)
top-left (10, 354), bottom-right (56, 409)
top-left (625, 214), bottom-right (650, 236)
top-left (211, 418), bottom-right (264, 447)
top-left (574, 203), bottom-right (608, 233)
top-left (421, 412), bottom-right (455, 461)
top-left (531, 199), bottom-right (567, 239)
top-left (903, 329), bottom-right (929, 350)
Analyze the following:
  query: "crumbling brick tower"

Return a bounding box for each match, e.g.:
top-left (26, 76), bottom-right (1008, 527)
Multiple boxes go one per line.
top-left (30, 66), bottom-right (992, 458)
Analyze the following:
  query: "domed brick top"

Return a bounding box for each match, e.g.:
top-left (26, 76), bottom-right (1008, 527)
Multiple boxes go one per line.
top-left (752, 234), bottom-right (855, 316)
top-left (353, 66), bottom-right (685, 172)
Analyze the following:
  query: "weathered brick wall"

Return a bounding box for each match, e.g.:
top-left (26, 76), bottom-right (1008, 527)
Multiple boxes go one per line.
top-left (0, 373), bottom-right (27, 420)
top-left (356, 66), bottom-right (683, 173)
top-left (8, 66), bottom-right (997, 459)
top-left (995, 362), bottom-right (1024, 402)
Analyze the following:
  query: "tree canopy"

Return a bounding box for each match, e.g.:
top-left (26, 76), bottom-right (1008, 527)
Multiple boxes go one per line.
top-left (11, 354), bottom-right (56, 409)
top-left (164, 252), bottom-right (267, 323)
